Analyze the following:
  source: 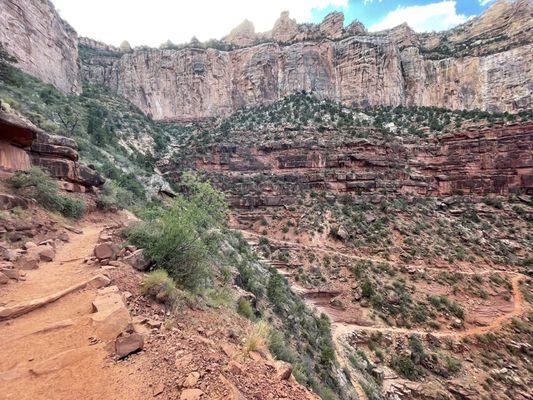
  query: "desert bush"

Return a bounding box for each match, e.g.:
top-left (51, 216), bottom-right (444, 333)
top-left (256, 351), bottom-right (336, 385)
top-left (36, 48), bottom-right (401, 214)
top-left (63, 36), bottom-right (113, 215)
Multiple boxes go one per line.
top-left (237, 298), bottom-right (255, 320)
top-left (244, 320), bottom-right (269, 353)
top-left (444, 355), bottom-right (462, 373)
top-left (268, 329), bottom-right (296, 363)
top-left (9, 167), bottom-right (85, 218)
top-left (141, 269), bottom-right (176, 303)
top-left (390, 355), bottom-right (418, 380)
top-left (126, 174), bottom-right (227, 292)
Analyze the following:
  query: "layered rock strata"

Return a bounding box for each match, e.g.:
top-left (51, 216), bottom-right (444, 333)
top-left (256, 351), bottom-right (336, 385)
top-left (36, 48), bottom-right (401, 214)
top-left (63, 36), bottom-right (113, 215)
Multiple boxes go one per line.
top-left (0, 108), bottom-right (104, 190)
top-left (80, 1), bottom-right (532, 120)
top-left (165, 122), bottom-right (533, 208)
top-left (0, 0), bottom-right (81, 94)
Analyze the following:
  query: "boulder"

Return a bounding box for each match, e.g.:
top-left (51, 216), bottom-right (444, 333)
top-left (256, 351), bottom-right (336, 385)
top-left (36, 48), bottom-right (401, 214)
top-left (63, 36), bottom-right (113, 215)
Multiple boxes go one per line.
top-left (23, 241), bottom-right (37, 250)
top-left (91, 286), bottom-right (131, 341)
top-left (1, 268), bottom-right (21, 280)
top-left (38, 246), bottom-right (55, 262)
top-left (94, 243), bottom-right (118, 260)
top-left (58, 232), bottom-right (70, 242)
top-left (123, 249), bottom-right (150, 271)
top-left (337, 226), bottom-right (349, 241)
top-left (0, 272), bottom-right (8, 284)
top-left (275, 361), bottom-right (293, 380)
top-left (16, 254), bottom-right (39, 270)
top-left (115, 332), bottom-right (144, 358)
top-left (182, 371), bottom-right (200, 388)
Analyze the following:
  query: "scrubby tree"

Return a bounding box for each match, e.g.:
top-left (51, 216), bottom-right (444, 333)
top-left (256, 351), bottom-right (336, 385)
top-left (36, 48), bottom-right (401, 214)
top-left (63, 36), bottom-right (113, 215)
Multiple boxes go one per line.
top-left (126, 174), bottom-right (228, 291)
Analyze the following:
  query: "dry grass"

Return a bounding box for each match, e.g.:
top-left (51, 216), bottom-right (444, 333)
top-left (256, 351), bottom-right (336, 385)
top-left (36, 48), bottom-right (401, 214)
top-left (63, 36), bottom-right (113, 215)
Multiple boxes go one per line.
top-left (244, 320), bottom-right (269, 353)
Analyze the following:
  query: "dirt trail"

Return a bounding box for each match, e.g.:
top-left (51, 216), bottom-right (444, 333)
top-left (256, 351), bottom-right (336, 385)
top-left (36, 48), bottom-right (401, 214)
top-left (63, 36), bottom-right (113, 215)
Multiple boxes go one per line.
top-left (241, 230), bottom-right (507, 276)
top-left (1, 224), bottom-right (103, 306)
top-left (0, 221), bottom-right (148, 400)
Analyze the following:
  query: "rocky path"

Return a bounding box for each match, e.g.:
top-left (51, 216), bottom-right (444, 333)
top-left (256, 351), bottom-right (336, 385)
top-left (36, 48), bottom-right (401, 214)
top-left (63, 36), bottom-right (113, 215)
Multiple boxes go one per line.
top-left (0, 222), bottom-right (147, 400)
top-left (245, 230), bottom-right (526, 338)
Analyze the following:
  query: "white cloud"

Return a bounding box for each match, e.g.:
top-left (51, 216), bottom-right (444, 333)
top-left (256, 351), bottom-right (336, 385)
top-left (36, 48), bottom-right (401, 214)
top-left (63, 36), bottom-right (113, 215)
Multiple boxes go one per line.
top-left (52, 0), bottom-right (347, 47)
top-left (369, 1), bottom-right (472, 33)
top-left (479, 0), bottom-right (495, 5)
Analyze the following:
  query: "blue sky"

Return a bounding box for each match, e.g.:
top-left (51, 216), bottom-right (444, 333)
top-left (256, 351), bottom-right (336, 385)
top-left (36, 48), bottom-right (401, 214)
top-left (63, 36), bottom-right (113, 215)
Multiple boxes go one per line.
top-left (312, 0), bottom-right (493, 31)
top-left (53, 0), bottom-right (497, 47)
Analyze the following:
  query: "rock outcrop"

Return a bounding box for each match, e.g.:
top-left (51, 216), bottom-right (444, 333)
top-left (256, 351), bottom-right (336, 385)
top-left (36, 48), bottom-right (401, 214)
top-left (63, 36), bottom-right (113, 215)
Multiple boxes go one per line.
top-left (0, 107), bottom-right (104, 190)
top-left (78, 1), bottom-right (531, 121)
top-left (223, 19), bottom-right (257, 47)
top-left (0, 0), bottom-right (81, 94)
top-left (166, 122), bottom-right (533, 208)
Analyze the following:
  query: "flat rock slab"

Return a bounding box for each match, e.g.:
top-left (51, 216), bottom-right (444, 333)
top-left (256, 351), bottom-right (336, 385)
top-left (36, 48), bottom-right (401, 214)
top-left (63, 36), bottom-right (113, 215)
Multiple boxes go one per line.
top-left (91, 285), bottom-right (131, 341)
top-left (0, 274), bottom-right (110, 321)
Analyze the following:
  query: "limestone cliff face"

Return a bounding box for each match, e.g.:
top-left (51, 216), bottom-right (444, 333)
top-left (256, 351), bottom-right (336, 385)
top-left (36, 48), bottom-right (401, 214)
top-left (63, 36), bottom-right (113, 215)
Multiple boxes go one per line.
top-left (400, 44), bottom-right (532, 112)
top-left (81, 0), bottom-right (532, 121)
top-left (87, 38), bottom-right (404, 121)
top-left (0, 0), bottom-right (81, 94)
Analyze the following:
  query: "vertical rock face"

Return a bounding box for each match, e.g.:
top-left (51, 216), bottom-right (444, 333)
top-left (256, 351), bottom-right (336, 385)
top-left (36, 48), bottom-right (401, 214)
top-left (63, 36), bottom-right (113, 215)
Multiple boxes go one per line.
top-left (89, 38), bottom-right (404, 121)
top-left (80, 0), bottom-right (531, 121)
top-left (0, 0), bottom-right (81, 94)
top-left (400, 44), bottom-right (533, 112)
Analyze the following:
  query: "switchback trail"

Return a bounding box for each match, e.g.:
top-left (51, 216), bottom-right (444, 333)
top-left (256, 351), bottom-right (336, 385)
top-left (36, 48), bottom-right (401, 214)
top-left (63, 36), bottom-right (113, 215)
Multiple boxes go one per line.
top-left (241, 230), bottom-right (511, 276)
top-left (243, 230), bottom-right (526, 338)
top-left (241, 229), bottom-right (527, 400)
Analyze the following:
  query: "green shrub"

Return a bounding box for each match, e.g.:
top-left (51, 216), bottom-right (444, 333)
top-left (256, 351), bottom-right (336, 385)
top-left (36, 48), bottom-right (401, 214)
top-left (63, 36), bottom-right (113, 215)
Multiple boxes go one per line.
top-left (362, 278), bottom-right (374, 299)
top-left (126, 174), bottom-right (227, 292)
top-left (268, 329), bottom-right (296, 363)
top-left (444, 355), bottom-right (462, 374)
top-left (9, 167), bottom-right (85, 218)
top-left (141, 269), bottom-right (176, 303)
top-left (390, 355), bottom-right (418, 380)
top-left (237, 298), bottom-right (255, 320)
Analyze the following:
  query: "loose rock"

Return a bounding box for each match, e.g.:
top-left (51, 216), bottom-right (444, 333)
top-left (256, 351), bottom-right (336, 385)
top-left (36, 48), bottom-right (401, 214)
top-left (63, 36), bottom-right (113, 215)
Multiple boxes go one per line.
top-left (94, 243), bottom-right (118, 260)
top-left (115, 332), bottom-right (144, 358)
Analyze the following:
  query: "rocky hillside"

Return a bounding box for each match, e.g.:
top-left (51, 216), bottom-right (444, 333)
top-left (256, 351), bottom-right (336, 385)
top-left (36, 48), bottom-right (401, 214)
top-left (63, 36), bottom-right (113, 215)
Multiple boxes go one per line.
top-left (79, 0), bottom-right (532, 121)
top-left (162, 93), bottom-right (532, 207)
top-left (0, 0), bottom-right (81, 94)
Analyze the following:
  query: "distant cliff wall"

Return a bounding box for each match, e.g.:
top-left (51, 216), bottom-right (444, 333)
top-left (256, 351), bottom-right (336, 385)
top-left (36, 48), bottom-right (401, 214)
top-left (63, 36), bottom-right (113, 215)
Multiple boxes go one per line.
top-left (81, 0), bottom-right (532, 121)
top-left (0, 0), bottom-right (81, 94)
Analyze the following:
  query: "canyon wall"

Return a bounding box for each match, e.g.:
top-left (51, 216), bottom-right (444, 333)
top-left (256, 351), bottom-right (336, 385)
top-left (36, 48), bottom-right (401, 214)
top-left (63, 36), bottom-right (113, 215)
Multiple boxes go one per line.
top-left (81, 0), bottom-right (532, 121)
top-left (0, 0), bottom-right (81, 94)
top-left (166, 122), bottom-right (533, 208)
